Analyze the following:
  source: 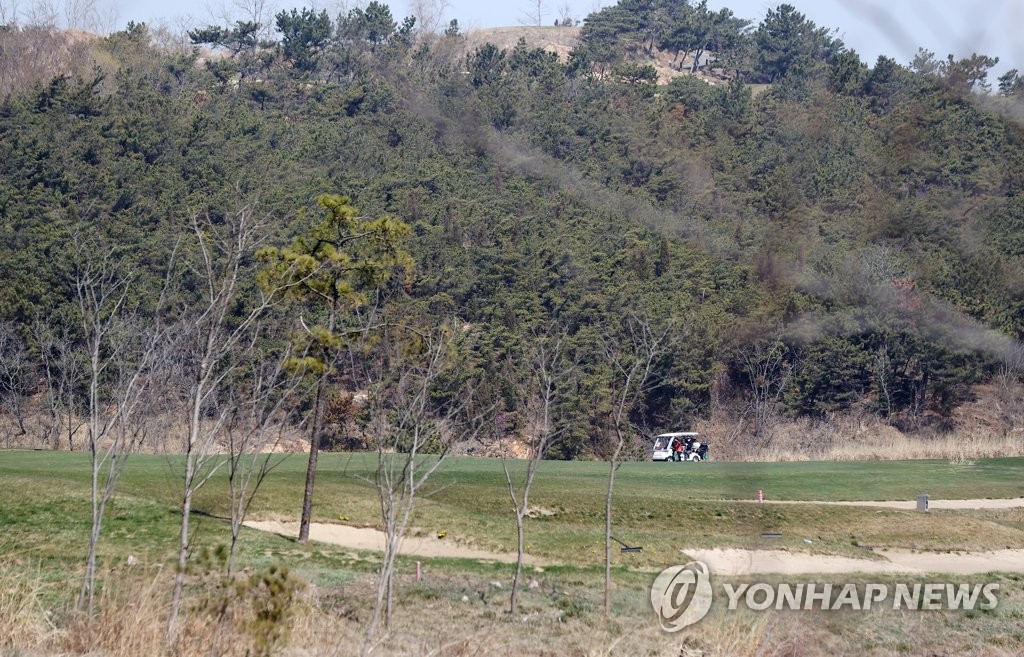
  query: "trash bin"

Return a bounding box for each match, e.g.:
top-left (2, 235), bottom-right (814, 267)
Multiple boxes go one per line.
top-left (916, 494), bottom-right (929, 512)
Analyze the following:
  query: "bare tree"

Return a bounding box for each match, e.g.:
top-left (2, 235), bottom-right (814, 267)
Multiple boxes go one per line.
top-left (22, 0), bottom-right (56, 27)
top-left (199, 336), bottom-right (307, 657)
top-left (223, 338), bottom-right (306, 573)
top-left (0, 0), bottom-right (19, 25)
top-left (600, 313), bottom-right (670, 617)
top-left (520, 0), bottom-right (545, 26)
top-left (873, 345), bottom-right (894, 419)
top-left (63, 0), bottom-right (114, 33)
top-left (556, 2), bottom-right (574, 26)
top-left (234, 0), bottom-right (278, 39)
top-left (0, 24), bottom-right (92, 97)
top-left (166, 206), bottom-right (295, 642)
top-left (207, 0), bottom-right (280, 41)
top-left (500, 325), bottom-right (575, 615)
top-left (71, 239), bottom-right (170, 615)
top-left (0, 321), bottom-right (33, 446)
top-left (994, 343), bottom-right (1024, 428)
top-left (735, 339), bottom-right (794, 442)
top-left (33, 316), bottom-right (85, 451)
top-left (361, 323), bottom-right (486, 656)
top-left (408, 0), bottom-right (450, 35)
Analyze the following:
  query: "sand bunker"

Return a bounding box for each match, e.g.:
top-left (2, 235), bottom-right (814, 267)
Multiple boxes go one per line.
top-left (684, 547), bottom-right (1024, 576)
top-left (684, 497), bottom-right (1024, 575)
top-left (246, 497), bottom-right (1022, 572)
top-left (246, 520), bottom-right (541, 564)
top-left (754, 497), bottom-right (1024, 510)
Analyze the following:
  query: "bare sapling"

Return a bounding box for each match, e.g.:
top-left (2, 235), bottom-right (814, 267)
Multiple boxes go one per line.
top-left (601, 312), bottom-right (671, 617)
top-left (0, 321), bottom-right (33, 446)
top-left (166, 205), bottom-right (297, 642)
top-left (735, 339), bottom-right (794, 443)
top-left (360, 322), bottom-right (487, 656)
top-left (223, 337), bottom-right (307, 573)
top-left (197, 335), bottom-right (308, 657)
top-left (71, 238), bottom-right (170, 615)
top-left (33, 317), bottom-right (85, 450)
top-left (407, 0), bottom-right (451, 34)
top-left (501, 325), bottom-right (576, 615)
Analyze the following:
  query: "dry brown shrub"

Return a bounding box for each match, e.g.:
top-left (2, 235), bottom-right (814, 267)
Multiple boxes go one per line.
top-left (0, 560), bottom-right (52, 652)
top-left (695, 411), bottom-right (1024, 462)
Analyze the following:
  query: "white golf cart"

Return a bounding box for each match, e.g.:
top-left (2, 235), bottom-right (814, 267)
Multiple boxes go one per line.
top-left (651, 432), bottom-right (708, 462)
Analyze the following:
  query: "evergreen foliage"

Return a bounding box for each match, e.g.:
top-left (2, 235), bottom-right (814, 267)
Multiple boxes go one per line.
top-left (0, 1), bottom-right (1021, 454)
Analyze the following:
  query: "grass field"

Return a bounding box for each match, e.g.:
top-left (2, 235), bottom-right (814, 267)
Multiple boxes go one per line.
top-left (1, 450), bottom-right (1023, 656)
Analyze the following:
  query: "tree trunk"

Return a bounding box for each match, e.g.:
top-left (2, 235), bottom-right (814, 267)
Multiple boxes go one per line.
top-left (363, 517), bottom-right (398, 657)
top-left (299, 309), bottom-right (336, 543)
top-left (169, 381), bottom-right (203, 643)
top-left (691, 47), bottom-right (704, 73)
top-left (603, 436), bottom-right (623, 617)
top-left (510, 511), bottom-right (525, 614)
top-left (167, 474), bottom-right (194, 643)
top-left (297, 392), bottom-right (321, 543)
top-left (78, 449), bottom-right (101, 614)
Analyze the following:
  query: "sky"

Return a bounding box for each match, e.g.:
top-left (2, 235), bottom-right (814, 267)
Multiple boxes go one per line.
top-left (101, 0), bottom-right (1024, 77)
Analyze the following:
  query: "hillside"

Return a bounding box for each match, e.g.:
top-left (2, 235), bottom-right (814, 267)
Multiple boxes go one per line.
top-left (0, 2), bottom-right (1022, 459)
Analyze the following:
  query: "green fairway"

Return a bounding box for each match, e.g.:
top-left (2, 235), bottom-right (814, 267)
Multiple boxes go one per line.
top-left (1, 450), bottom-right (1022, 572)
top-left (5, 449), bottom-right (1022, 503)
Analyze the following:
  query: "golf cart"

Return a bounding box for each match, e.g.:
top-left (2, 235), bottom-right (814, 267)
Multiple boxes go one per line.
top-left (651, 432), bottom-right (709, 462)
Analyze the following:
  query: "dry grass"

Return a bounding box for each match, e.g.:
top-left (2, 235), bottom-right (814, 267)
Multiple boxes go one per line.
top-left (59, 565), bottom-right (171, 655)
top-left (0, 562), bottom-right (311, 657)
top-left (0, 561), bottom-right (777, 657)
top-left (2, 563), bottom-right (1021, 657)
top-left (0, 411), bottom-right (311, 454)
top-left (0, 560), bottom-right (52, 652)
top-left (701, 413), bottom-right (1024, 462)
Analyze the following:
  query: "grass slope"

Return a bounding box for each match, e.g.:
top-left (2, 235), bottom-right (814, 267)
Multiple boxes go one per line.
top-left (1, 450), bottom-right (1023, 656)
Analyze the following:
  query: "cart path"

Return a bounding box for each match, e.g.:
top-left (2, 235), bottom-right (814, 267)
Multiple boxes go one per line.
top-left (245, 520), bottom-right (545, 565)
top-left (728, 497), bottom-right (1024, 510)
top-left (682, 547), bottom-right (1024, 575)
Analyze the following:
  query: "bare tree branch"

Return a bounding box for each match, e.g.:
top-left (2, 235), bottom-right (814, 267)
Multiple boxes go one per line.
top-left (360, 320), bottom-right (490, 655)
top-left (500, 322), bottom-right (575, 614)
top-left (0, 321), bottom-right (34, 446)
top-left (600, 312), bottom-right (672, 617)
top-left (166, 202), bottom-right (295, 643)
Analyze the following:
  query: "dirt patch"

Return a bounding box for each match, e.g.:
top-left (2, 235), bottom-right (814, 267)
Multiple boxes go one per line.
top-left (245, 520), bottom-right (544, 565)
top-left (683, 547), bottom-right (1024, 576)
top-left (459, 26), bottom-right (727, 85)
top-left (462, 26), bottom-right (581, 63)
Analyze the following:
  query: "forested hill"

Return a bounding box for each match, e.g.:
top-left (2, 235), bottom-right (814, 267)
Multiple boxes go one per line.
top-left (1, 1), bottom-right (1023, 457)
